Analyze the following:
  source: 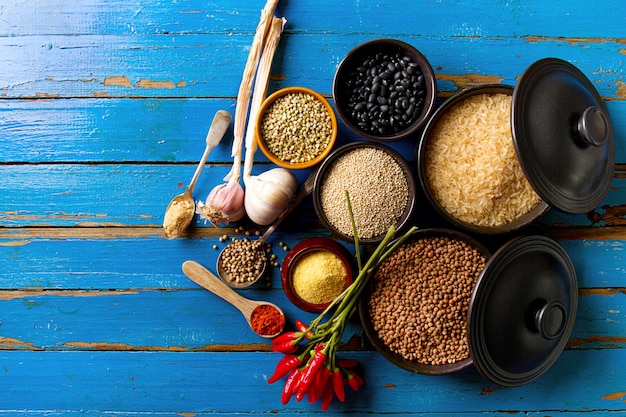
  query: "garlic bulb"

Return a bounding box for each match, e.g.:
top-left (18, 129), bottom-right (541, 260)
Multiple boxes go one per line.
top-left (197, 182), bottom-right (245, 226)
top-left (244, 167), bottom-right (297, 225)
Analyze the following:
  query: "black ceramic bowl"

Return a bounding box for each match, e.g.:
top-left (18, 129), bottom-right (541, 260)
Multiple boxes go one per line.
top-left (281, 237), bottom-right (354, 313)
top-left (313, 142), bottom-right (417, 245)
top-left (358, 228), bottom-right (491, 375)
top-left (333, 38), bottom-right (437, 142)
top-left (416, 84), bottom-right (549, 234)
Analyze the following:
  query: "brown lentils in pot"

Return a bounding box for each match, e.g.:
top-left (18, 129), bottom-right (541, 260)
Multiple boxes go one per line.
top-left (368, 235), bottom-right (486, 365)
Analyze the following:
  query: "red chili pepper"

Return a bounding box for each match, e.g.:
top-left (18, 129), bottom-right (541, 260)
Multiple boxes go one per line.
top-left (321, 377), bottom-right (335, 411)
top-left (281, 369), bottom-right (300, 405)
top-left (295, 320), bottom-right (313, 338)
top-left (272, 331), bottom-right (298, 346)
top-left (338, 358), bottom-right (358, 368)
top-left (331, 367), bottom-right (345, 402)
top-left (268, 354), bottom-right (302, 384)
top-left (309, 365), bottom-right (331, 404)
top-left (296, 350), bottom-right (327, 401)
top-left (271, 340), bottom-right (298, 354)
top-left (345, 369), bottom-right (364, 392)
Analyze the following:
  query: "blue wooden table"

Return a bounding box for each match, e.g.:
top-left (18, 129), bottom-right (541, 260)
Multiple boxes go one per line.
top-left (1, 1), bottom-right (626, 415)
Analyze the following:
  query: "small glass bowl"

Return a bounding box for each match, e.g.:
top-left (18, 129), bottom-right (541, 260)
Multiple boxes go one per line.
top-left (256, 86), bottom-right (338, 170)
top-left (281, 237), bottom-right (354, 313)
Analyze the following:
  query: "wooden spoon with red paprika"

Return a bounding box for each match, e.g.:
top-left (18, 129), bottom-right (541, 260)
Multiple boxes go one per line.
top-left (182, 260), bottom-right (286, 338)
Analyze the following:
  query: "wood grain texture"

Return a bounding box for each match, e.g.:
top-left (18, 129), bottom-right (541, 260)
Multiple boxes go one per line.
top-left (1, 0), bottom-right (626, 415)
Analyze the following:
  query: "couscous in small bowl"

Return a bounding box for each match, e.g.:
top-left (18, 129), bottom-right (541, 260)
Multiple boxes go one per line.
top-left (281, 237), bottom-right (353, 313)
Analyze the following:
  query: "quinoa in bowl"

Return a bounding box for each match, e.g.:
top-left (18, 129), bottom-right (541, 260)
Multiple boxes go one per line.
top-left (313, 142), bottom-right (416, 244)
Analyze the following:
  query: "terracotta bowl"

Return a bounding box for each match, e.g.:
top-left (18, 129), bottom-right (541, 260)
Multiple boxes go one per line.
top-left (281, 237), bottom-right (354, 313)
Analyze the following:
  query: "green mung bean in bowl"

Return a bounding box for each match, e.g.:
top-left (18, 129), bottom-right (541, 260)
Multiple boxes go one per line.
top-left (256, 86), bottom-right (338, 170)
top-left (312, 142), bottom-right (417, 244)
top-left (359, 228), bottom-right (490, 375)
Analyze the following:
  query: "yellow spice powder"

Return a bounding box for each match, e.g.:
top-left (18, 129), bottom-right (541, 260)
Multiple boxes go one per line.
top-left (292, 249), bottom-right (347, 305)
top-left (163, 198), bottom-right (195, 237)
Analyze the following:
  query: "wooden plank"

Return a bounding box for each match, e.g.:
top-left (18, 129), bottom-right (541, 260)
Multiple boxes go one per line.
top-left (0, 281), bottom-right (622, 350)
top-left (1, 99), bottom-right (625, 163)
top-left (0, 34), bottom-right (623, 98)
top-left (1, 163), bottom-right (625, 228)
top-left (1, 349), bottom-right (626, 414)
top-left (2, 231), bottom-right (626, 290)
top-left (1, 0), bottom-right (625, 39)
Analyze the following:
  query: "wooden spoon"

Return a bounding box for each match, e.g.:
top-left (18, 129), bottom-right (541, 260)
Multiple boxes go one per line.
top-left (182, 260), bottom-right (285, 338)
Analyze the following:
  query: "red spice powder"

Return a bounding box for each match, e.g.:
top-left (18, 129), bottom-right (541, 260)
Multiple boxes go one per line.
top-left (251, 304), bottom-right (285, 336)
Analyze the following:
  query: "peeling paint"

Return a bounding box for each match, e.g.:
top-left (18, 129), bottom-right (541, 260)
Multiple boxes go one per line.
top-left (137, 78), bottom-right (175, 89)
top-left (568, 335), bottom-right (626, 349)
top-left (436, 73), bottom-right (503, 92)
top-left (524, 36), bottom-right (626, 46)
top-left (0, 240), bottom-right (32, 247)
top-left (481, 386), bottom-right (498, 395)
top-left (103, 75), bottom-right (132, 87)
top-left (0, 337), bottom-right (40, 351)
top-left (616, 80), bottom-right (626, 100)
top-left (602, 391), bottom-right (626, 401)
top-left (0, 290), bottom-right (139, 301)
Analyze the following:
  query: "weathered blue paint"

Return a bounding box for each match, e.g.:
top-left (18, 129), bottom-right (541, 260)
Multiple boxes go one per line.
top-left (1, 0), bottom-right (626, 415)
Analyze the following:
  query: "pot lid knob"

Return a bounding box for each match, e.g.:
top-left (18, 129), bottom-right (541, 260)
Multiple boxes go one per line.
top-left (578, 106), bottom-right (609, 147)
top-left (534, 301), bottom-right (567, 340)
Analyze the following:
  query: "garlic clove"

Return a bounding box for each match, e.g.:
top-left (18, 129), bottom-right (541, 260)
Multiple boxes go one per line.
top-left (197, 182), bottom-right (246, 226)
top-left (244, 168), bottom-right (297, 226)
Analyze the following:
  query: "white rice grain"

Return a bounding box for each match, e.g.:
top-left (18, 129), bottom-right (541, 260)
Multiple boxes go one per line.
top-left (424, 93), bottom-right (540, 227)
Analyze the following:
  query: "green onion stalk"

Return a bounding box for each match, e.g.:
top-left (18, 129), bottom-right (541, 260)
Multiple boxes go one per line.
top-left (268, 191), bottom-right (418, 409)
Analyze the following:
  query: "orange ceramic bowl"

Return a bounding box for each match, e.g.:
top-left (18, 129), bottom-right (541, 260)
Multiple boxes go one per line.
top-left (256, 87), bottom-right (338, 170)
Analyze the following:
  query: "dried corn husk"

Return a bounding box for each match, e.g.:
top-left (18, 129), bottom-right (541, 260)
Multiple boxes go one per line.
top-left (225, 0), bottom-right (280, 184)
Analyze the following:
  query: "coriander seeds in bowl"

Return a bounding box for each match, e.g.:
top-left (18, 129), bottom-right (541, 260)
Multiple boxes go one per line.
top-left (256, 87), bottom-right (338, 169)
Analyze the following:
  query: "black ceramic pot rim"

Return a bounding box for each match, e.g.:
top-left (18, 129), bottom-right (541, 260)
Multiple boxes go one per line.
top-left (332, 38), bottom-right (437, 142)
top-left (313, 141), bottom-right (417, 245)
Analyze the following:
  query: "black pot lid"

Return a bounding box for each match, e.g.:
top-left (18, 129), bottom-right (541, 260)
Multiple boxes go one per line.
top-left (512, 58), bottom-right (615, 214)
top-left (467, 235), bottom-right (578, 386)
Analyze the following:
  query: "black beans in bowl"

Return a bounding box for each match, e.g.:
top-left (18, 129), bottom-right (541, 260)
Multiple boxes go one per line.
top-left (333, 38), bottom-right (437, 142)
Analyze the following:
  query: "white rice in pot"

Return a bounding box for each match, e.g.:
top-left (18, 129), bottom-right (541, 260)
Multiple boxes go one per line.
top-left (424, 93), bottom-right (541, 228)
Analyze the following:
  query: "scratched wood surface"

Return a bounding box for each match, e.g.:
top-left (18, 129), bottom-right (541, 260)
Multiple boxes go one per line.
top-left (1, 1), bottom-right (626, 415)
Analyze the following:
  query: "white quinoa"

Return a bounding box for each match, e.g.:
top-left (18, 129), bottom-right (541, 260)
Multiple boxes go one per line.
top-left (319, 146), bottom-right (409, 239)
